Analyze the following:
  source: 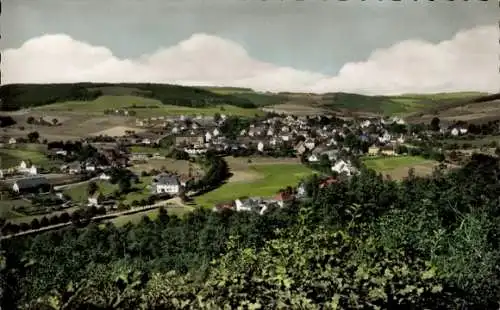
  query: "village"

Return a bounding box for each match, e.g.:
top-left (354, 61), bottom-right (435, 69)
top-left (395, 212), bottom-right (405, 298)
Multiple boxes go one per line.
top-left (0, 109), bottom-right (480, 236)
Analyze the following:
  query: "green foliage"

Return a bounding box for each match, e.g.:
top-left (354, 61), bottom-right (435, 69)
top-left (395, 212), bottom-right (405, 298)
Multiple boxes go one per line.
top-left (0, 83), bottom-right (258, 111)
top-left (3, 154), bottom-right (500, 309)
top-left (0, 83), bottom-right (102, 111)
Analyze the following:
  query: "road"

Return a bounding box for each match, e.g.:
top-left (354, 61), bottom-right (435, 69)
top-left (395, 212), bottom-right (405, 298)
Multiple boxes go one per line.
top-left (3, 173), bottom-right (67, 182)
top-left (0, 198), bottom-right (178, 240)
top-left (54, 176), bottom-right (100, 190)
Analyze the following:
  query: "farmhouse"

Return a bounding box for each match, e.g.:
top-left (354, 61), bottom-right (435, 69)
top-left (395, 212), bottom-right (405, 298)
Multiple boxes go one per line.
top-left (331, 159), bottom-right (356, 176)
top-left (212, 201), bottom-right (236, 212)
top-left (308, 154), bottom-right (320, 163)
top-left (99, 173), bottom-right (111, 180)
top-left (18, 161), bottom-right (38, 176)
top-left (319, 176), bottom-right (339, 189)
top-left (12, 176), bottom-right (50, 193)
top-left (272, 191), bottom-right (294, 208)
top-left (175, 135), bottom-right (204, 147)
top-left (257, 141), bottom-right (265, 152)
top-left (88, 193), bottom-right (102, 207)
top-left (368, 146), bottom-right (380, 156)
top-left (184, 147), bottom-right (208, 156)
top-left (151, 173), bottom-right (181, 195)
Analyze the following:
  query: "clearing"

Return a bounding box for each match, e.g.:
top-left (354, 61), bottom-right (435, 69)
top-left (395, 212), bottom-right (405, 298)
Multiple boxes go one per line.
top-left (64, 176), bottom-right (154, 205)
top-left (362, 156), bottom-right (438, 179)
top-left (195, 157), bottom-right (315, 208)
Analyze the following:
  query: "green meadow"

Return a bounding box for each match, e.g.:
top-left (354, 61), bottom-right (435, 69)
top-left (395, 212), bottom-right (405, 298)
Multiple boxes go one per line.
top-left (195, 163), bottom-right (315, 208)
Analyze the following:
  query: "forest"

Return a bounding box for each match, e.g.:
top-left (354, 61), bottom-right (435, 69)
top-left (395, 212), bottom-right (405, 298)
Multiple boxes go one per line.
top-left (1, 154), bottom-right (499, 309)
top-left (0, 83), bottom-right (257, 111)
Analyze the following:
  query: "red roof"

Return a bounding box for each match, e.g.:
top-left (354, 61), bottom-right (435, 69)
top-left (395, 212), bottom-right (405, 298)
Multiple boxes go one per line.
top-left (215, 201), bottom-right (235, 211)
top-left (319, 177), bottom-right (339, 188)
top-left (274, 191), bottom-right (294, 201)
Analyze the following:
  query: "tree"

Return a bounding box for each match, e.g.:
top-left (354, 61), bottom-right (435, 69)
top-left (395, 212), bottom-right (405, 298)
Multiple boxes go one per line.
top-left (430, 117), bottom-right (440, 132)
top-left (118, 178), bottom-right (132, 194)
top-left (213, 112), bottom-right (221, 123)
top-left (30, 218), bottom-right (41, 230)
top-left (52, 118), bottom-right (59, 126)
top-left (158, 206), bottom-right (169, 224)
top-left (495, 147), bottom-right (500, 157)
top-left (70, 211), bottom-right (81, 223)
top-left (87, 181), bottom-right (99, 196)
top-left (19, 222), bottom-right (30, 231)
top-left (59, 212), bottom-right (70, 223)
top-left (26, 116), bottom-right (35, 124)
top-left (49, 215), bottom-right (60, 225)
top-left (40, 216), bottom-right (49, 227)
top-left (27, 131), bottom-right (40, 142)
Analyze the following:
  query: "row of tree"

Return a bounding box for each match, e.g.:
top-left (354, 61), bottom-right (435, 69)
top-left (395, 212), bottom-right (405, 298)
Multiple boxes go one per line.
top-left (1, 205), bottom-right (109, 236)
top-left (1, 154), bottom-right (500, 308)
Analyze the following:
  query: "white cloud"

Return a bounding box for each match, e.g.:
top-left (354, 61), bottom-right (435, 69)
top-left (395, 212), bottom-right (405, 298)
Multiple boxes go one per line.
top-left (2, 25), bottom-right (499, 95)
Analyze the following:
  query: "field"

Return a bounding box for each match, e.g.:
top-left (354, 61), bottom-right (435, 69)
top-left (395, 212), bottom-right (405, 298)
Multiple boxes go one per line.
top-left (0, 199), bottom-right (32, 219)
top-left (129, 158), bottom-right (203, 176)
top-left (194, 157), bottom-right (315, 208)
top-left (262, 102), bottom-right (329, 116)
top-left (201, 87), bottom-right (254, 95)
top-left (92, 126), bottom-right (145, 137)
top-left (2, 83), bottom-right (495, 121)
top-left (34, 95), bottom-right (263, 118)
top-left (129, 146), bottom-right (170, 155)
top-left (0, 94), bottom-right (262, 142)
top-left (8, 206), bottom-right (81, 224)
top-left (64, 176), bottom-right (153, 205)
top-left (405, 93), bottom-right (500, 124)
top-left (362, 156), bottom-right (438, 179)
top-left (319, 92), bottom-right (487, 116)
top-left (0, 147), bottom-right (50, 169)
top-left (3, 112), bottom-right (139, 141)
top-left (110, 204), bottom-right (193, 227)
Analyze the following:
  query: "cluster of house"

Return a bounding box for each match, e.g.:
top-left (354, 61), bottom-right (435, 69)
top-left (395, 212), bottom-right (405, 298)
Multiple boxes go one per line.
top-left (0, 160), bottom-right (39, 181)
top-left (0, 161), bottom-right (50, 194)
top-left (93, 114), bottom-right (421, 176)
top-left (72, 113), bottom-right (473, 168)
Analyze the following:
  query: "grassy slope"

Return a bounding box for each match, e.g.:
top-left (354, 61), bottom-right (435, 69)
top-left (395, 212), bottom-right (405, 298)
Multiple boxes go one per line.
top-left (320, 92), bottom-right (487, 116)
top-left (1, 83), bottom-right (490, 116)
top-left (195, 163), bottom-right (315, 208)
top-left (0, 148), bottom-right (50, 169)
top-left (362, 156), bottom-right (435, 171)
top-left (362, 156), bottom-right (439, 180)
top-left (0, 83), bottom-right (258, 111)
top-left (35, 95), bottom-right (263, 117)
top-left (110, 206), bottom-right (192, 227)
top-left (64, 177), bottom-right (153, 204)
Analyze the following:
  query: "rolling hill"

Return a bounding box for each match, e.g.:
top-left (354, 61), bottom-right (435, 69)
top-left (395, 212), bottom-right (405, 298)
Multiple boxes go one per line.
top-left (405, 92), bottom-right (500, 124)
top-left (0, 83), bottom-right (258, 111)
top-left (0, 83), bottom-right (494, 119)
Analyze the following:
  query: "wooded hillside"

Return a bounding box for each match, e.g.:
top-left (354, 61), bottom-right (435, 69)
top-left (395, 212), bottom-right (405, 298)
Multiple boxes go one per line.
top-left (0, 83), bottom-right (258, 111)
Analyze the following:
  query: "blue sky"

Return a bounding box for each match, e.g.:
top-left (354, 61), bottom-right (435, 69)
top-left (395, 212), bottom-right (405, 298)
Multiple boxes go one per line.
top-left (2, 0), bottom-right (498, 94)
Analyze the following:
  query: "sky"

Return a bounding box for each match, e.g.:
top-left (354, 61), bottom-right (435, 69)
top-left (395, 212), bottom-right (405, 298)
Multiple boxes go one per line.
top-left (2, 0), bottom-right (499, 95)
